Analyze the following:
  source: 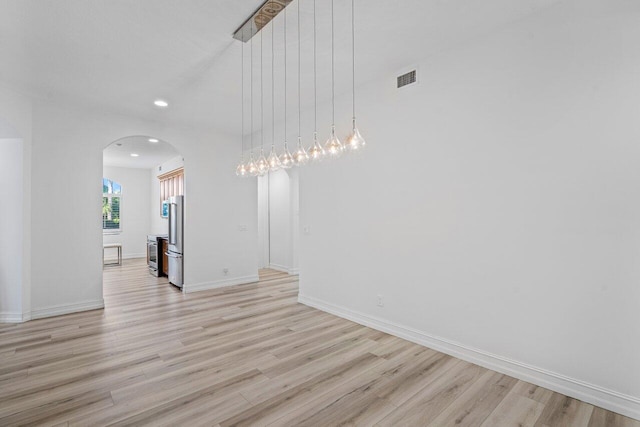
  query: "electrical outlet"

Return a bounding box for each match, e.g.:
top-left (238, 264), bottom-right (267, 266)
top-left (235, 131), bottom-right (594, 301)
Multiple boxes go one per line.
top-left (238, 225), bottom-right (248, 232)
top-left (377, 295), bottom-right (384, 307)
top-left (303, 226), bottom-right (311, 235)
top-left (223, 268), bottom-right (229, 275)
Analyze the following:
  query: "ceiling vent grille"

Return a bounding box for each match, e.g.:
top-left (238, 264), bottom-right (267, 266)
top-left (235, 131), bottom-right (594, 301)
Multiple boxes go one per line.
top-left (397, 70), bottom-right (417, 88)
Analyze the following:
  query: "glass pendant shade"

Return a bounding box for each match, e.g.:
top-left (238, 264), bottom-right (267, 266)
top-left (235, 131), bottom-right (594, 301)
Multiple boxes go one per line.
top-left (280, 143), bottom-right (294, 169)
top-left (308, 132), bottom-right (325, 162)
top-left (248, 154), bottom-right (259, 176)
top-left (236, 160), bottom-right (248, 177)
top-left (345, 119), bottom-right (366, 152)
top-left (293, 137), bottom-right (309, 166)
top-left (256, 149), bottom-right (269, 176)
top-left (324, 125), bottom-right (343, 158)
top-left (267, 146), bottom-right (281, 171)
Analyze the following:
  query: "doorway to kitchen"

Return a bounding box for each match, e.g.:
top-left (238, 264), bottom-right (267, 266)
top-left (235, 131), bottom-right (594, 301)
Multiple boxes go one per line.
top-left (257, 168), bottom-right (299, 275)
top-left (0, 116), bottom-right (27, 323)
top-left (101, 135), bottom-right (185, 296)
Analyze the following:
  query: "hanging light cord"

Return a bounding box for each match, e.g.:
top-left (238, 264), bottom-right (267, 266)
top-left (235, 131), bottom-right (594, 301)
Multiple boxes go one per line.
top-left (331, 0), bottom-right (335, 126)
top-left (352, 0), bottom-right (355, 123)
top-left (313, 0), bottom-right (317, 134)
top-left (250, 21), bottom-right (254, 154)
top-left (284, 6), bottom-right (287, 145)
top-left (241, 28), bottom-right (244, 159)
top-left (271, 3), bottom-right (275, 148)
top-left (261, 27), bottom-right (264, 151)
top-left (298, 0), bottom-right (301, 138)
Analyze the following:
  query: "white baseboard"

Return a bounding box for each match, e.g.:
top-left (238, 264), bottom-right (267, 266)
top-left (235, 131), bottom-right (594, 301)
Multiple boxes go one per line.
top-left (29, 299), bottom-right (105, 321)
top-left (269, 263), bottom-right (299, 276)
top-left (298, 293), bottom-right (640, 421)
top-left (0, 311), bottom-right (25, 323)
top-left (183, 274), bottom-right (260, 294)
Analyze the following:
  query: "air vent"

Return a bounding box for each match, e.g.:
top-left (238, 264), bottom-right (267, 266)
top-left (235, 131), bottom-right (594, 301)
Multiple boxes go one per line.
top-left (397, 70), bottom-right (417, 88)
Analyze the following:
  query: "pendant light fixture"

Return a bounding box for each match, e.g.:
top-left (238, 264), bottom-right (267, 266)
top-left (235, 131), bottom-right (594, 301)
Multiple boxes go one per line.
top-left (307, 0), bottom-right (325, 162)
top-left (247, 20), bottom-right (259, 176)
top-left (344, 0), bottom-right (366, 152)
top-left (279, 5), bottom-right (294, 169)
top-left (293, 0), bottom-right (309, 166)
top-left (233, 0), bottom-right (366, 176)
top-left (324, 0), bottom-right (343, 158)
top-left (236, 26), bottom-right (249, 177)
top-left (267, 5), bottom-right (281, 172)
top-left (256, 28), bottom-right (269, 175)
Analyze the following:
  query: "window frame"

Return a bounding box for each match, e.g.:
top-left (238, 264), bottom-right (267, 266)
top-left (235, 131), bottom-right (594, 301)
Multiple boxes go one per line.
top-left (102, 178), bottom-right (123, 235)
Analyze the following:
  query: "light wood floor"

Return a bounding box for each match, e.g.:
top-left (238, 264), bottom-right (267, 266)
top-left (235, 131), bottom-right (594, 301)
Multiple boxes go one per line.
top-left (0, 259), bottom-right (637, 426)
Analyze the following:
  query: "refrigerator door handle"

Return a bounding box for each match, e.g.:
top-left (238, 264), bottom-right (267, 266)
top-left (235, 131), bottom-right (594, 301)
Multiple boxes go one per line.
top-left (168, 202), bottom-right (177, 246)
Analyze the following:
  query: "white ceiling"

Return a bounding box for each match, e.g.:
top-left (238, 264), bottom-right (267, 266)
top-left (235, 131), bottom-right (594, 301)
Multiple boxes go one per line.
top-left (103, 135), bottom-right (179, 169)
top-left (0, 0), bottom-right (561, 136)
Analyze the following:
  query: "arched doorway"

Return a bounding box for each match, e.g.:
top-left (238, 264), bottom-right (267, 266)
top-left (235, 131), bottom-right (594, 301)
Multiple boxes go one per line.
top-left (102, 135), bottom-right (185, 292)
top-left (257, 168), bottom-right (299, 275)
top-left (0, 117), bottom-right (25, 322)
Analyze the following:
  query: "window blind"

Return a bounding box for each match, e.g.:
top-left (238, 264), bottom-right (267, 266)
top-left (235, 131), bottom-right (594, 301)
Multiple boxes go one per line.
top-left (159, 168), bottom-right (184, 215)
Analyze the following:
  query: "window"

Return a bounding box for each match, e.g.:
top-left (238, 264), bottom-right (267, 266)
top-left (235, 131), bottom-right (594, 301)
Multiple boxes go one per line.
top-left (103, 178), bottom-right (122, 233)
top-left (158, 168), bottom-right (184, 216)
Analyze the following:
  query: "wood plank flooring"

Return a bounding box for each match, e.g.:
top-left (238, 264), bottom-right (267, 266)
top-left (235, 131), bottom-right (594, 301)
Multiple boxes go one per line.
top-left (0, 258), bottom-right (637, 426)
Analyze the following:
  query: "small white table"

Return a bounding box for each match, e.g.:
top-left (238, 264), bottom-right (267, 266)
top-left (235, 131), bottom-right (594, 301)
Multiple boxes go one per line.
top-left (103, 243), bottom-right (122, 266)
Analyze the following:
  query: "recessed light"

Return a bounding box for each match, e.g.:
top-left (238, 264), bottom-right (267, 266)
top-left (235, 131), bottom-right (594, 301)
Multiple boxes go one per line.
top-left (148, 138), bottom-right (159, 143)
top-left (153, 99), bottom-right (168, 107)
top-left (130, 153), bottom-right (139, 157)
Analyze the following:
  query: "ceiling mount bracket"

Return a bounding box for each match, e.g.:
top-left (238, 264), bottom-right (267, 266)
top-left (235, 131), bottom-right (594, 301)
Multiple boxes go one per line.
top-left (233, 0), bottom-right (293, 42)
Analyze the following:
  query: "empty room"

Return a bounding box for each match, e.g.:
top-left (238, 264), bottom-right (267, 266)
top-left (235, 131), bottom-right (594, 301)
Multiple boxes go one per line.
top-left (0, 0), bottom-right (639, 425)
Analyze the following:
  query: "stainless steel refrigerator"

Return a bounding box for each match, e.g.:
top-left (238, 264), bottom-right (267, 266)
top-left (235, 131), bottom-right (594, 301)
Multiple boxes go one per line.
top-left (166, 195), bottom-right (184, 288)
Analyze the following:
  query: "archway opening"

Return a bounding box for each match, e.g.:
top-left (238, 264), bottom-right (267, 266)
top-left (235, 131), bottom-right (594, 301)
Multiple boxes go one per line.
top-left (257, 168), bottom-right (299, 275)
top-left (0, 117), bottom-right (25, 322)
top-left (101, 135), bottom-right (185, 296)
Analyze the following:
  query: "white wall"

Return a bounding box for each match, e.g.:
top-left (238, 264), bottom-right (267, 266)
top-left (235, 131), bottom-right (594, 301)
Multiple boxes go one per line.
top-left (0, 121), bottom-right (20, 138)
top-left (0, 138), bottom-right (23, 321)
top-left (179, 133), bottom-right (258, 293)
top-left (30, 104), bottom-right (105, 317)
top-left (299, 1), bottom-right (640, 420)
top-left (27, 101), bottom-right (257, 315)
top-left (149, 155), bottom-right (184, 236)
top-left (102, 165), bottom-right (151, 259)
